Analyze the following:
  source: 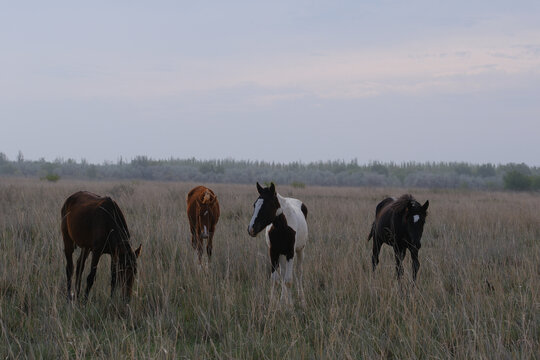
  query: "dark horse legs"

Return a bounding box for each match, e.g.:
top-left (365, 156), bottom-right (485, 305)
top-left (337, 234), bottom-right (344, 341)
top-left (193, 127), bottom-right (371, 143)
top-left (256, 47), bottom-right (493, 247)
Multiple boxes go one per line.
top-left (410, 248), bottom-right (420, 281)
top-left (64, 246), bottom-right (74, 300)
top-left (85, 251), bottom-right (102, 300)
top-left (110, 257), bottom-right (118, 296)
top-left (75, 248), bottom-right (90, 298)
top-left (206, 233), bottom-right (213, 260)
top-left (394, 246), bottom-right (406, 280)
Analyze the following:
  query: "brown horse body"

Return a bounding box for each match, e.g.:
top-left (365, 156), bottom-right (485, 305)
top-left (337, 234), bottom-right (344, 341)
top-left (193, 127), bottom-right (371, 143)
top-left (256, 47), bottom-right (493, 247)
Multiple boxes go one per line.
top-left (61, 191), bottom-right (141, 301)
top-left (187, 186), bottom-right (220, 264)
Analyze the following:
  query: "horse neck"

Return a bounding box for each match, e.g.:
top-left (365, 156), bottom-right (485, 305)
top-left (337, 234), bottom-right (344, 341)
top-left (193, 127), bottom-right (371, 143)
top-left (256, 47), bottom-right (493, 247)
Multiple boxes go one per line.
top-left (272, 212), bottom-right (288, 229)
top-left (277, 193), bottom-right (292, 212)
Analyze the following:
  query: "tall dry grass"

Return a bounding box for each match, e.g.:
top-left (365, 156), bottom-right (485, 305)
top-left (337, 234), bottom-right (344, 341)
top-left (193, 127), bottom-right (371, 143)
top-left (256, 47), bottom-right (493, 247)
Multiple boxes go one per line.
top-left (0, 178), bottom-right (538, 358)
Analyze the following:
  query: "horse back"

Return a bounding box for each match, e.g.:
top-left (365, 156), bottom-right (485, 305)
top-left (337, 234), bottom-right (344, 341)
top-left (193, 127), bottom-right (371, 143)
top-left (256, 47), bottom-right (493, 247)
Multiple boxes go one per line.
top-left (375, 197), bottom-right (395, 217)
top-left (280, 196), bottom-right (308, 250)
top-left (62, 191), bottom-right (125, 250)
top-left (186, 186), bottom-right (220, 230)
top-left (370, 197), bottom-right (397, 242)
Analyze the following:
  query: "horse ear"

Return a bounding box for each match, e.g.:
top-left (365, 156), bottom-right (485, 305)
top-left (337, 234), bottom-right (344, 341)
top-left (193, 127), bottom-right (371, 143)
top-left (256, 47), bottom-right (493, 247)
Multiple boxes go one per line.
top-left (422, 200), bottom-right (429, 211)
top-left (269, 182), bottom-right (276, 194)
top-left (256, 182), bottom-right (263, 194)
top-left (134, 244), bottom-right (142, 257)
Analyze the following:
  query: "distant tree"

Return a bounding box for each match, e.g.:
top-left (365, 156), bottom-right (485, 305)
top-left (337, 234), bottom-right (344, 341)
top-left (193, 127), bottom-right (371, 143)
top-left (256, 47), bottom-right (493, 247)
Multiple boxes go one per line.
top-left (17, 150), bottom-right (24, 163)
top-left (87, 165), bottom-right (97, 179)
top-left (476, 163), bottom-right (496, 177)
top-left (132, 155), bottom-right (151, 167)
top-left (370, 161), bottom-right (389, 176)
top-left (503, 162), bottom-right (531, 175)
top-left (503, 170), bottom-right (531, 191)
top-left (530, 176), bottom-right (540, 191)
top-left (454, 163), bottom-right (472, 176)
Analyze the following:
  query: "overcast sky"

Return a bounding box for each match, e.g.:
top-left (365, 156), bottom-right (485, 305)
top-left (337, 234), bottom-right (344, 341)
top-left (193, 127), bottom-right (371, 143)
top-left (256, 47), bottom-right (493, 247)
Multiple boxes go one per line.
top-left (1, 1), bottom-right (539, 165)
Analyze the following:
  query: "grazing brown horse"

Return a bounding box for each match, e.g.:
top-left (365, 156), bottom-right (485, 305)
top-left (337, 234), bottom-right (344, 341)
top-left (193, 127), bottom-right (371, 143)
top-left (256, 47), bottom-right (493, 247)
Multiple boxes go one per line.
top-left (61, 191), bottom-right (141, 301)
top-left (368, 194), bottom-right (429, 281)
top-left (187, 186), bottom-right (220, 264)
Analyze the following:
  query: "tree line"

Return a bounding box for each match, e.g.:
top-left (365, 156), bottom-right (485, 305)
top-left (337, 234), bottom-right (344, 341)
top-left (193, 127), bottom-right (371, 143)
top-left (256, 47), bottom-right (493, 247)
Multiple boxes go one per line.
top-left (1, 152), bottom-right (539, 191)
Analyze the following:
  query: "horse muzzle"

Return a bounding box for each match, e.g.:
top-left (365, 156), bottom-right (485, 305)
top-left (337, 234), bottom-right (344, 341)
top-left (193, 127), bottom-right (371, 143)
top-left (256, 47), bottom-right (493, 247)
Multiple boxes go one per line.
top-left (247, 226), bottom-right (257, 237)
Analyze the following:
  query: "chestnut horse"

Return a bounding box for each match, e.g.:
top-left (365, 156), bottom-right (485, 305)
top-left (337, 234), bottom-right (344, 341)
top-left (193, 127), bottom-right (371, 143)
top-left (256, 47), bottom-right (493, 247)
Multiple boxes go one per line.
top-left (61, 191), bottom-right (141, 301)
top-left (368, 194), bottom-right (429, 281)
top-left (187, 186), bottom-right (220, 264)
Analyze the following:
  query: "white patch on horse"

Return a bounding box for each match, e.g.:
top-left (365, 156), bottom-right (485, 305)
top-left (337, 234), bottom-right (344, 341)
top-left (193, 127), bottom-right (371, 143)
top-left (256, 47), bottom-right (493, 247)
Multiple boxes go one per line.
top-left (203, 210), bottom-right (208, 216)
top-left (413, 215), bottom-right (420, 223)
top-left (249, 198), bottom-right (264, 230)
top-left (276, 207), bottom-right (283, 216)
top-left (203, 225), bottom-right (208, 234)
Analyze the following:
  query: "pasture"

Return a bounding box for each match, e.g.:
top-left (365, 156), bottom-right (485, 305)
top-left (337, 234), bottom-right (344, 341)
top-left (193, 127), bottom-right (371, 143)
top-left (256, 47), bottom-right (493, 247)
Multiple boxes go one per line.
top-left (0, 178), bottom-right (538, 358)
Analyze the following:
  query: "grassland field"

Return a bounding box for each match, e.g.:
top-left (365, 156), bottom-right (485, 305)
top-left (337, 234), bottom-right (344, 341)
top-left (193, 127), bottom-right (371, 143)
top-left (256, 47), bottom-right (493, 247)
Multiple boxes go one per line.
top-left (0, 178), bottom-right (538, 359)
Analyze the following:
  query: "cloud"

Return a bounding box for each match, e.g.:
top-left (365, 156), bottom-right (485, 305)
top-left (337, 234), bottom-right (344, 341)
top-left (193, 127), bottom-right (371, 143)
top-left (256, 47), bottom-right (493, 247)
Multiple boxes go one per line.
top-left (1, 10), bottom-right (539, 108)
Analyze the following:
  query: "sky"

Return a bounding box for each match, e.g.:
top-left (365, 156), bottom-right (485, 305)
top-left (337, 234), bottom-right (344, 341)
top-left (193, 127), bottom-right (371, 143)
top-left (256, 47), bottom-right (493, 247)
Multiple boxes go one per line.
top-left (1, 1), bottom-right (539, 165)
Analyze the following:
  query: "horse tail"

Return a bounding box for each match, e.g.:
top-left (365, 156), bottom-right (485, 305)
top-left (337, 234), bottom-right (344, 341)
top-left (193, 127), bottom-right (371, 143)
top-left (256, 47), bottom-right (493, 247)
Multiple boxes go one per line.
top-left (301, 203), bottom-right (308, 219)
top-left (367, 222), bottom-right (375, 241)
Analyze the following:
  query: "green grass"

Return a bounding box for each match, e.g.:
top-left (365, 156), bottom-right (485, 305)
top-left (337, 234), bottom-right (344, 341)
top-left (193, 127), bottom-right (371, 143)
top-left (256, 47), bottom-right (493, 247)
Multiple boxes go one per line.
top-left (0, 178), bottom-right (538, 358)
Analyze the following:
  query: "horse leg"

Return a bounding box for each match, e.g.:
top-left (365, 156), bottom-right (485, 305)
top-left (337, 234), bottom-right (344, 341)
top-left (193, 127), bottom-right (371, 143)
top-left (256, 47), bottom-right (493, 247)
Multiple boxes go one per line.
top-left (206, 232), bottom-right (213, 261)
top-left (394, 246), bottom-right (406, 280)
top-left (64, 244), bottom-right (74, 301)
top-left (195, 236), bottom-right (204, 266)
top-left (85, 251), bottom-right (102, 300)
top-left (262, 248), bottom-right (277, 307)
top-left (62, 220), bottom-right (75, 301)
top-left (372, 239), bottom-right (382, 272)
top-left (190, 227), bottom-right (197, 250)
top-left (295, 248), bottom-right (306, 308)
top-left (410, 248), bottom-right (420, 282)
top-left (110, 254), bottom-right (118, 297)
top-left (75, 248), bottom-right (90, 299)
top-left (279, 255), bottom-right (292, 306)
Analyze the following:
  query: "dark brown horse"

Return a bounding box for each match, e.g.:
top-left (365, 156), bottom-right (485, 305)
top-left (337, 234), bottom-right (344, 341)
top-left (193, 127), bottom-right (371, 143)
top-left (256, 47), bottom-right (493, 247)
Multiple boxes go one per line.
top-left (61, 191), bottom-right (141, 301)
top-left (368, 194), bottom-right (429, 281)
top-left (187, 186), bottom-right (220, 264)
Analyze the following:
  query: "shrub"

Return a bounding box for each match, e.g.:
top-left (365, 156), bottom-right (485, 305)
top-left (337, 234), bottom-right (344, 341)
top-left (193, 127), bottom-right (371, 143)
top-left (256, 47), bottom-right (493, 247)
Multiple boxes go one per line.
top-left (291, 181), bottom-right (306, 189)
top-left (503, 170), bottom-right (531, 191)
top-left (42, 173), bottom-right (60, 182)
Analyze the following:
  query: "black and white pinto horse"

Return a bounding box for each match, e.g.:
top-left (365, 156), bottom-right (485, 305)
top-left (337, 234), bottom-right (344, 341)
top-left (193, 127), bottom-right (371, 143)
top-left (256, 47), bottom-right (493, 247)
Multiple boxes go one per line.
top-left (368, 194), bottom-right (429, 281)
top-left (248, 182), bottom-right (308, 306)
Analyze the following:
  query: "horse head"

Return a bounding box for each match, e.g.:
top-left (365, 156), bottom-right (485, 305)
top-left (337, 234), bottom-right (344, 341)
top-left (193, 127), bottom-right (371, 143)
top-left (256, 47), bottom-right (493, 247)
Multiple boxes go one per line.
top-left (117, 243), bottom-right (142, 301)
top-left (247, 182), bottom-right (280, 237)
top-left (403, 199), bottom-right (429, 249)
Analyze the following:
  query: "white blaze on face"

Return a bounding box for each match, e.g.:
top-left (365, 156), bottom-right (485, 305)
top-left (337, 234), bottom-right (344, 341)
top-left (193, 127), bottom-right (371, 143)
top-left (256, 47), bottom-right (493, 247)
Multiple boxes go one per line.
top-left (413, 215), bottom-right (420, 223)
top-left (249, 198), bottom-right (264, 231)
top-left (203, 225), bottom-right (208, 235)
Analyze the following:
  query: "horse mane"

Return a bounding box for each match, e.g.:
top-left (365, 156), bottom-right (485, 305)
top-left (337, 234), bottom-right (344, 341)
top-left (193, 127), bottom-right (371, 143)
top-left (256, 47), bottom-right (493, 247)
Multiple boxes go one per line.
top-left (109, 198), bottom-right (131, 240)
top-left (389, 194), bottom-right (414, 213)
top-left (201, 190), bottom-right (215, 204)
